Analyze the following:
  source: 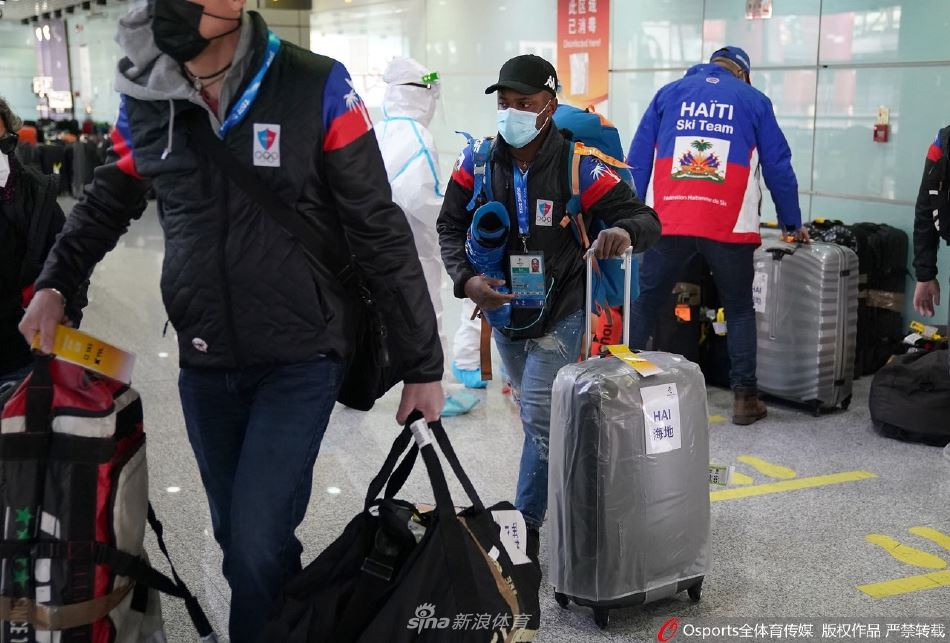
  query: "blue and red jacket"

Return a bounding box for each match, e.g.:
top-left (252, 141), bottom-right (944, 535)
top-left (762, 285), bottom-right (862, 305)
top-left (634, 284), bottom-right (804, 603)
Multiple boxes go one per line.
top-left (37, 11), bottom-right (442, 380)
top-left (437, 126), bottom-right (660, 339)
top-left (627, 63), bottom-right (802, 244)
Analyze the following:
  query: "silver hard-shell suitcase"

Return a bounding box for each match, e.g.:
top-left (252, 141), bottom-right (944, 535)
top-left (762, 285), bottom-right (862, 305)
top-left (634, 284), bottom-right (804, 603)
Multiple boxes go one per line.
top-left (547, 249), bottom-right (711, 630)
top-left (754, 240), bottom-right (859, 415)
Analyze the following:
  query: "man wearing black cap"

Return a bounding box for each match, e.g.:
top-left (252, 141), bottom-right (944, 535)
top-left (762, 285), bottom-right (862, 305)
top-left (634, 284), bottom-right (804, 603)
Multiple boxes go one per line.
top-left (627, 46), bottom-right (809, 426)
top-left (438, 54), bottom-right (660, 555)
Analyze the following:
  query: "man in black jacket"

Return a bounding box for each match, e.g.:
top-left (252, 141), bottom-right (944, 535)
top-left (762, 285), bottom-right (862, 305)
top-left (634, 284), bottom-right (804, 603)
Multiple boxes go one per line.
top-left (19, 2), bottom-right (443, 640)
top-left (0, 97), bottom-right (86, 386)
top-left (913, 126), bottom-right (950, 372)
top-left (438, 55), bottom-right (660, 555)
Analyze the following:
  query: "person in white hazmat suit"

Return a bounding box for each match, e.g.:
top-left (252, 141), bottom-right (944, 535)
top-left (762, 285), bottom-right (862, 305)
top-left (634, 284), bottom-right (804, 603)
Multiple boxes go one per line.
top-left (376, 57), bottom-right (485, 414)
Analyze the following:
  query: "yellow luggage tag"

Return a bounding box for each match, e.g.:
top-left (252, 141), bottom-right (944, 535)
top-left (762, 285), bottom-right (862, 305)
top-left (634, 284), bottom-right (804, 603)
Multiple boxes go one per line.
top-left (32, 325), bottom-right (136, 385)
top-left (606, 345), bottom-right (664, 377)
top-left (909, 320), bottom-right (946, 341)
top-left (713, 307), bottom-right (727, 336)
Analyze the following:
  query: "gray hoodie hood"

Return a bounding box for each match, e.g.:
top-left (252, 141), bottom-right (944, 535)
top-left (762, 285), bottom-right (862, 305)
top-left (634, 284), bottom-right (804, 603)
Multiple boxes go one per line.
top-left (114, 6), bottom-right (197, 103)
top-left (114, 6), bottom-right (256, 157)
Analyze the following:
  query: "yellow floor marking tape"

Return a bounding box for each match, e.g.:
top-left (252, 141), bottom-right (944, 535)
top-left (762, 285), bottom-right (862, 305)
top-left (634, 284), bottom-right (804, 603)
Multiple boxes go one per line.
top-left (909, 527), bottom-right (950, 552)
top-left (857, 569), bottom-right (950, 599)
top-left (736, 455), bottom-right (798, 480)
top-left (731, 471), bottom-right (755, 485)
top-left (710, 470), bottom-right (876, 502)
top-left (866, 534), bottom-right (947, 569)
top-left (709, 415), bottom-right (726, 424)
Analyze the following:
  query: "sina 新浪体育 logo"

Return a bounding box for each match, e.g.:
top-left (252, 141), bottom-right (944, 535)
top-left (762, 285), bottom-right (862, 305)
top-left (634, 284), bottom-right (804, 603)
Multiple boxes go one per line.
top-left (407, 604), bottom-right (450, 633)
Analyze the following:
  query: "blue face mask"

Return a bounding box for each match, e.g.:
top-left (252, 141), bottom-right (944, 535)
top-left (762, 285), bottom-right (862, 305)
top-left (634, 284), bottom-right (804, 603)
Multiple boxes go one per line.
top-left (497, 99), bottom-right (552, 148)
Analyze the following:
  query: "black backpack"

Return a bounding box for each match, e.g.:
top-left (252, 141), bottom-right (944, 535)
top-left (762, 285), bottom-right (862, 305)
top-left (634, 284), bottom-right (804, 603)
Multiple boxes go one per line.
top-left (869, 350), bottom-right (950, 446)
top-left (925, 127), bottom-right (950, 243)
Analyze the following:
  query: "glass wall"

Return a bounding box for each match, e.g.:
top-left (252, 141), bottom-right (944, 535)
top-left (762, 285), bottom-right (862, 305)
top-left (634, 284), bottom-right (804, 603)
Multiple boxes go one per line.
top-left (0, 22), bottom-right (39, 120)
top-left (0, 0), bottom-right (946, 322)
top-left (311, 0), bottom-right (555, 180)
top-left (303, 0), bottom-right (950, 323)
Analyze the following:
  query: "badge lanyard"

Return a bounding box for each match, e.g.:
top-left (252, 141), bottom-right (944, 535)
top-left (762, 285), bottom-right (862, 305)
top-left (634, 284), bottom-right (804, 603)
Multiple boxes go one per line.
top-left (512, 163), bottom-right (530, 252)
top-left (219, 31), bottom-right (282, 138)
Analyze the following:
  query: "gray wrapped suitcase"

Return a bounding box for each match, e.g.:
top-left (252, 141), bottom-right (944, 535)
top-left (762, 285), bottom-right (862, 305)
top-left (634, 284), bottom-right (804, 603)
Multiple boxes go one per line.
top-left (547, 249), bottom-right (710, 630)
top-left (754, 240), bottom-right (859, 415)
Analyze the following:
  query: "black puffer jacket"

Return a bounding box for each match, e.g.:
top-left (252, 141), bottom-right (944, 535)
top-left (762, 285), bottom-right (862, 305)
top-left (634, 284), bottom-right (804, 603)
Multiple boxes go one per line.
top-left (913, 124), bottom-right (950, 282)
top-left (1, 162), bottom-right (87, 374)
top-left (36, 11), bottom-right (442, 381)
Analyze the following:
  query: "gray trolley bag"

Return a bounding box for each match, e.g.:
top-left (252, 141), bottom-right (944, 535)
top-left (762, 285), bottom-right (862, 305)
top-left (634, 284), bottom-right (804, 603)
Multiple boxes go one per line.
top-left (754, 240), bottom-right (858, 416)
top-left (548, 248), bottom-right (711, 630)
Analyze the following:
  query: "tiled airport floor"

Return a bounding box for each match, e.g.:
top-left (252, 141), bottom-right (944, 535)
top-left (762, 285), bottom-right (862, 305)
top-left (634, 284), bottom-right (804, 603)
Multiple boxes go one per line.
top-left (64, 199), bottom-right (950, 642)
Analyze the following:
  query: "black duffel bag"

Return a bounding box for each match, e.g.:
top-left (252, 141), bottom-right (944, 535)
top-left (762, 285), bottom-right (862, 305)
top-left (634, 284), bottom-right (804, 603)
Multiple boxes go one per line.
top-left (260, 416), bottom-right (541, 642)
top-left (870, 350), bottom-right (950, 446)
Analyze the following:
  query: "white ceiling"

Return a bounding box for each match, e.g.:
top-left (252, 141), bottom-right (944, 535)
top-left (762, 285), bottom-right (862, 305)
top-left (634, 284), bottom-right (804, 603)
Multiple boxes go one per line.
top-left (0, 0), bottom-right (129, 24)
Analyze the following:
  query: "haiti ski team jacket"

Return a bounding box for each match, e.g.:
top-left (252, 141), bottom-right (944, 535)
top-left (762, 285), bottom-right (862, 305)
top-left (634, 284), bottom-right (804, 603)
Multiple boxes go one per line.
top-left (627, 63), bottom-right (802, 245)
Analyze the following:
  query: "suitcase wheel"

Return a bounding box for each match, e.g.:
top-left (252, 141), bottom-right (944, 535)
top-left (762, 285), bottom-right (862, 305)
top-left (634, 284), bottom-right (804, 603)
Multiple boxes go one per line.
top-left (812, 402), bottom-right (822, 418)
top-left (840, 395), bottom-right (852, 411)
top-left (593, 607), bottom-right (610, 630)
top-left (688, 580), bottom-right (703, 602)
top-left (554, 592), bottom-right (570, 609)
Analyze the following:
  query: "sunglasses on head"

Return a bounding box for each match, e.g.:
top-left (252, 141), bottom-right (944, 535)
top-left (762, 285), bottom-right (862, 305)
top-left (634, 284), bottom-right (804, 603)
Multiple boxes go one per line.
top-left (0, 133), bottom-right (18, 156)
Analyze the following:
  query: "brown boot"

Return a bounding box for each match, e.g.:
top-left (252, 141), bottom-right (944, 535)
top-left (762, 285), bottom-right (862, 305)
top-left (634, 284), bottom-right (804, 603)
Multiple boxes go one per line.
top-left (733, 387), bottom-right (767, 425)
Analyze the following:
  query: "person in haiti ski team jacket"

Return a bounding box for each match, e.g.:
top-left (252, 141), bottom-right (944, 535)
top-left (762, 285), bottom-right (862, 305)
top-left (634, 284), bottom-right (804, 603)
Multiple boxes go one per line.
top-left (626, 45), bottom-right (810, 426)
top-left (19, 1), bottom-right (444, 640)
top-left (437, 54), bottom-right (660, 557)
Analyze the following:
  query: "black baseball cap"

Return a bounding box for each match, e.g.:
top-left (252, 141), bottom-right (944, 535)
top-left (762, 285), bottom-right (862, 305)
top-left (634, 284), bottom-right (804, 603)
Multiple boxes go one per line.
top-left (485, 55), bottom-right (559, 96)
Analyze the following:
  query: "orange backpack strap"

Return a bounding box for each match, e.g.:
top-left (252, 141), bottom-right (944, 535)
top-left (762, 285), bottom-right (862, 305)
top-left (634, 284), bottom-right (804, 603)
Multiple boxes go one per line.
top-left (479, 315), bottom-right (493, 381)
top-left (573, 141), bottom-right (630, 170)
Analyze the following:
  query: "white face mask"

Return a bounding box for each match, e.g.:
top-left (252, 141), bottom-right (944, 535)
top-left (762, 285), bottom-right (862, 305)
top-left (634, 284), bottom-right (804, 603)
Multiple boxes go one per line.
top-left (0, 154), bottom-right (10, 189)
top-left (497, 98), bottom-right (553, 148)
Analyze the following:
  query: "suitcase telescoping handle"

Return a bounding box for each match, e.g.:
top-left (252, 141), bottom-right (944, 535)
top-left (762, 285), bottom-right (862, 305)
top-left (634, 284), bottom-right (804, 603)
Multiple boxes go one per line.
top-left (584, 246), bottom-right (634, 359)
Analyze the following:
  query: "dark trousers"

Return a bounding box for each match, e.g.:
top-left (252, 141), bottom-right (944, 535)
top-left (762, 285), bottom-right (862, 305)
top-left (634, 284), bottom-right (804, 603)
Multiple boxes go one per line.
top-left (630, 235), bottom-right (758, 389)
top-left (178, 357), bottom-right (342, 643)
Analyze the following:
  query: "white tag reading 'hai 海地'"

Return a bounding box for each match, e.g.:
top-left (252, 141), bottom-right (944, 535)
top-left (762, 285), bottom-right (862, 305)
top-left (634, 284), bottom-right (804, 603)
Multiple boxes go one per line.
top-left (641, 383), bottom-right (682, 455)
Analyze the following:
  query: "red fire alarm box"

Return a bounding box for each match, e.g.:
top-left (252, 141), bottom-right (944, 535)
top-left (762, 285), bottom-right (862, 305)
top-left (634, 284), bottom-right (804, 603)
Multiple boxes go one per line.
top-left (874, 123), bottom-right (889, 143)
top-left (874, 106), bottom-right (890, 143)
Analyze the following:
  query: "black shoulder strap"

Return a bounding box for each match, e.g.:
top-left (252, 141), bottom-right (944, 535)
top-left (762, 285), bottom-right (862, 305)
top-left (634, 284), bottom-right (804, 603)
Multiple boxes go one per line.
top-left (144, 503), bottom-right (216, 638)
top-left (188, 116), bottom-right (325, 265)
top-left (185, 51), bottom-right (335, 262)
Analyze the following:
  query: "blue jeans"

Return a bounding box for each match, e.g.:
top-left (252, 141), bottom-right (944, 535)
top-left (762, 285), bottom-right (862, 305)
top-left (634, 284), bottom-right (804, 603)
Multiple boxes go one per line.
top-left (630, 235), bottom-right (758, 389)
top-left (494, 310), bottom-right (585, 530)
top-left (178, 357), bottom-right (342, 643)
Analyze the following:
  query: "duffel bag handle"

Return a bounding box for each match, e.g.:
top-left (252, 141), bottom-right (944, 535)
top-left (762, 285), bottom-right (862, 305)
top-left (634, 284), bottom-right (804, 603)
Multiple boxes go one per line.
top-left (366, 414), bottom-right (486, 514)
top-left (363, 425), bottom-right (414, 510)
top-left (428, 420), bottom-right (486, 511)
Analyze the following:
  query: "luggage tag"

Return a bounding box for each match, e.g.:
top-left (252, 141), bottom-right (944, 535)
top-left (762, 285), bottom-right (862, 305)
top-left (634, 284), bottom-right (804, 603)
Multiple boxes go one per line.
top-left (713, 308), bottom-right (728, 336)
top-left (33, 325), bottom-right (136, 384)
top-left (490, 509), bottom-right (532, 565)
top-left (509, 253), bottom-right (546, 308)
top-left (709, 463), bottom-right (734, 487)
top-left (606, 345), bottom-right (664, 377)
top-left (910, 321), bottom-right (945, 341)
